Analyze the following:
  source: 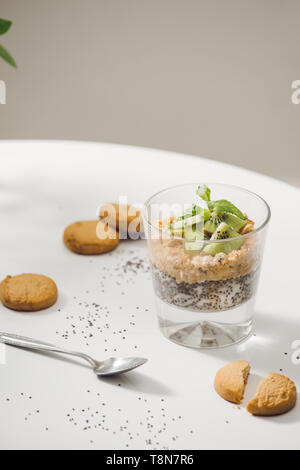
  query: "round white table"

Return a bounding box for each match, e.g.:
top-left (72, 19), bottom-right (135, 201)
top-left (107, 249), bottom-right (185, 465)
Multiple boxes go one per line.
top-left (0, 141), bottom-right (299, 450)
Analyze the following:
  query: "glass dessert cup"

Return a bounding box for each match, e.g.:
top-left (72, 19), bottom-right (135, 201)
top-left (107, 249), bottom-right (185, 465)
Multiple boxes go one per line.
top-left (144, 183), bottom-right (270, 349)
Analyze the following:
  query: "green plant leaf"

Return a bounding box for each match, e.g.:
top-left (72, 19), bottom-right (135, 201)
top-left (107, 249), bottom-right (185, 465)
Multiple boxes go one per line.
top-left (0, 19), bottom-right (12, 36)
top-left (209, 199), bottom-right (247, 220)
top-left (0, 44), bottom-right (17, 68)
top-left (197, 184), bottom-right (211, 202)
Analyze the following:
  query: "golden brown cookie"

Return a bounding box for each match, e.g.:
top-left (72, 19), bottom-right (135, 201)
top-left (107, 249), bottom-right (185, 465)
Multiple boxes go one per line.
top-left (63, 220), bottom-right (119, 255)
top-left (98, 203), bottom-right (143, 238)
top-left (0, 274), bottom-right (58, 312)
top-left (214, 360), bottom-right (251, 404)
top-left (247, 373), bottom-right (297, 416)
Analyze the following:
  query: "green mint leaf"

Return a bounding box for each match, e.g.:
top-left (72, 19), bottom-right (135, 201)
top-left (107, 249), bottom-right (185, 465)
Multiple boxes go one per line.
top-left (210, 199), bottom-right (246, 220)
top-left (0, 44), bottom-right (17, 68)
top-left (0, 19), bottom-right (12, 36)
top-left (197, 184), bottom-right (211, 202)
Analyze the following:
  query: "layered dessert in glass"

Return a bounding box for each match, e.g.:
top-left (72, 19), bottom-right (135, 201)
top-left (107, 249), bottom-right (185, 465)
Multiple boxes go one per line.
top-left (144, 183), bottom-right (270, 348)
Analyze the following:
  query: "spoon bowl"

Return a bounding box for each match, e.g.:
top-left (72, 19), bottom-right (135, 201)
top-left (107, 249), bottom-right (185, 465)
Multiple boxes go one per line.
top-left (94, 357), bottom-right (148, 376)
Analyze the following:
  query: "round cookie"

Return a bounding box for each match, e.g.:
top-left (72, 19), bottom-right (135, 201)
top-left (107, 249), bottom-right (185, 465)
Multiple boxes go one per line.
top-left (98, 203), bottom-right (143, 239)
top-left (64, 220), bottom-right (119, 255)
top-left (0, 274), bottom-right (58, 312)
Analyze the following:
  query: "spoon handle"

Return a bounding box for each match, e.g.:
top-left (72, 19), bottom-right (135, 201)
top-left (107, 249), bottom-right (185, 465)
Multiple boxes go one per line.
top-left (0, 332), bottom-right (58, 350)
top-left (0, 332), bottom-right (97, 368)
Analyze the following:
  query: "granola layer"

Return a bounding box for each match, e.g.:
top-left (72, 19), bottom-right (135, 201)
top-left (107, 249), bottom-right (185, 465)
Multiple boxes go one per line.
top-left (149, 236), bottom-right (259, 284)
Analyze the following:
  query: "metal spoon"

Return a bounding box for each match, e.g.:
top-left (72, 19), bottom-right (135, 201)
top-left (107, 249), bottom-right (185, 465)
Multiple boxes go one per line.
top-left (0, 332), bottom-right (148, 376)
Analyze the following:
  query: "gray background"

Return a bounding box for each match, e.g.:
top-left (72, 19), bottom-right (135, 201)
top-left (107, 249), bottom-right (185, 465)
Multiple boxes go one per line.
top-left (0, 0), bottom-right (299, 186)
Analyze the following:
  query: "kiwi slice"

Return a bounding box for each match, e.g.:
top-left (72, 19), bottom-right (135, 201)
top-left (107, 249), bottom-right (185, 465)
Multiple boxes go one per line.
top-left (184, 225), bottom-right (205, 253)
top-left (222, 213), bottom-right (246, 232)
top-left (204, 211), bottom-right (246, 235)
top-left (203, 213), bottom-right (223, 235)
top-left (203, 222), bottom-right (244, 255)
top-left (170, 213), bottom-right (204, 236)
top-left (210, 222), bottom-right (239, 240)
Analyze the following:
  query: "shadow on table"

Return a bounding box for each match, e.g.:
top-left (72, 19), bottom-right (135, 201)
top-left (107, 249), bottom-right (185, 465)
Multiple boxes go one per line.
top-left (199, 311), bottom-right (300, 423)
top-left (14, 348), bottom-right (174, 397)
top-left (99, 371), bottom-right (174, 397)
top-left (198, 311), bottom-right (299, 369)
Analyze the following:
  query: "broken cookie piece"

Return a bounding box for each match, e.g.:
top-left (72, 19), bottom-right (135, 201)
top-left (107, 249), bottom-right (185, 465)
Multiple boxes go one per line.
top-left (214, 360), bottom-right (250, 404)
top-left (247, 373), bottom-right (297, 416)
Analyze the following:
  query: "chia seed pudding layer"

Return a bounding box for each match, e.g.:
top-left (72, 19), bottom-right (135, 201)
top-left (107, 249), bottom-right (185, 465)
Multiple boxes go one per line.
top-left (151, 264), bottom-right (259, 312)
